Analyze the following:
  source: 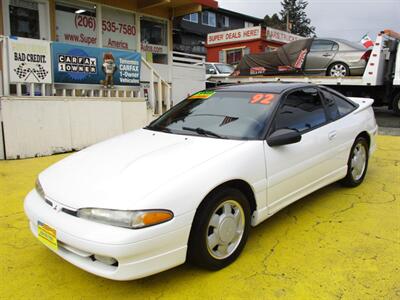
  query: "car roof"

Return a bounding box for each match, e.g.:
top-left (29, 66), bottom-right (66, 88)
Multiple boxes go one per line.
top-left (315, 38), bottom-right (365, 50)
top-left (213, 82), bottom-right (317, 94)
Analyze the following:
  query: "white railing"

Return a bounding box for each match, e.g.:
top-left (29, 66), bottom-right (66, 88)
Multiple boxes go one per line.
top-left (172, 51), bottom-right (206, 66)
top-left (141, 56), bottom-right (171, 115)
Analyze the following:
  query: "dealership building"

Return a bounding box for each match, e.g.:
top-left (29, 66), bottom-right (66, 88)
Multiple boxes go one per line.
top-left (206, 26), bottom-right (304, 65)
top-left (0, 0), bottom-right (219, 160)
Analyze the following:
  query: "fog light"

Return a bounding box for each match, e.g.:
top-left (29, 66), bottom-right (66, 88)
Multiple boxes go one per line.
top-left (94, 254), bottom-right (117, 266)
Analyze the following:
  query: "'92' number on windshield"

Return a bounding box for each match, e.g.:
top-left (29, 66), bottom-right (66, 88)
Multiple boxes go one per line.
top-left (250, 94), bottom-right (275, 105)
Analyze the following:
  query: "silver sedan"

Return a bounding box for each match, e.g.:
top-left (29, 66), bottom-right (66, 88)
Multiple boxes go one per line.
top-left (305, 38), bottom-right (371, 77)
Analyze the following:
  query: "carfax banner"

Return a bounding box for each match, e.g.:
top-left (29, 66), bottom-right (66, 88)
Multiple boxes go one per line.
top-left (8, 37), bottom-right (52, 84)
top-left (51, 42), bottom-right (141, 87)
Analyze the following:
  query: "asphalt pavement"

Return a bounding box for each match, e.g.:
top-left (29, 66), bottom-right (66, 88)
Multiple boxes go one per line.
top-left (374, 107), bottom-right (400, 136)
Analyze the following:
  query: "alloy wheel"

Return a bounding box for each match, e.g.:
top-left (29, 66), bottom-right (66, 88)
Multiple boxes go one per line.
top-left (329, 64), bottom-right (348, 77)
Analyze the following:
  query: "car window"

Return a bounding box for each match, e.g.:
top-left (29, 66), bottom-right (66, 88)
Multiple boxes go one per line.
top-left (322, 90), bottom-right (356, 118)
top-left (321, 91), bottom-right (341, 120)
top-left (215, 64), bottom-right (234, 74)
top-left (146, 91), bottom-right (280, 140)
top-left (274, 88), bottom-right (327, 133)
top-left (205, 64), bottom-right (216, 74)
top-left (310, 40), bottom-right (337, 52)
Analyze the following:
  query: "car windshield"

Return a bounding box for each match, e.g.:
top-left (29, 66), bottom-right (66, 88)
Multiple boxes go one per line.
top-left (145, 90), bottom-right (280, 140)
top-left (215, 64), bottom-right (235, 74)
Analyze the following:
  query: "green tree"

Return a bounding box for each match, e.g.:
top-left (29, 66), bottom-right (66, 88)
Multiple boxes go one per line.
top-left (280, 0), bottom-right (316, 37)
top-left (263, 13), bottom-right (285, 31)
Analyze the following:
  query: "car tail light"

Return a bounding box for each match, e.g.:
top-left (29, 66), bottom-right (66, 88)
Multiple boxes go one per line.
top-left (361, 50), bottom-right (372, 62)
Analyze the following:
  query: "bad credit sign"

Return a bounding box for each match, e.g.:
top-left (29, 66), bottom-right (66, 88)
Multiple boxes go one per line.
top-left (207, 26), bottom-right (261, 45)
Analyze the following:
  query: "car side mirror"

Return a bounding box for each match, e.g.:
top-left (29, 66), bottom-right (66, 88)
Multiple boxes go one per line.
top-left (208, 68), bottom-right (216, 74)
top-left (267, 129), bottom-right (301, 147)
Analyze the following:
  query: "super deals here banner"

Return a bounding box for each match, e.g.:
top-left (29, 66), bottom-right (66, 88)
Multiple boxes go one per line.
top-left (52, 42), bottom-right (141, 86)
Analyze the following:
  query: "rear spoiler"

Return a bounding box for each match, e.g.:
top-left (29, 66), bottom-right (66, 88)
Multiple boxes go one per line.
top-left (348, 97), bottom-right (374, 114)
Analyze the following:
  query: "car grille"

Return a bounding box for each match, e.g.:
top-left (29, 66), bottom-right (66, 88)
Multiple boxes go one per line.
top-left (43, 197), bottom-right (77, 217)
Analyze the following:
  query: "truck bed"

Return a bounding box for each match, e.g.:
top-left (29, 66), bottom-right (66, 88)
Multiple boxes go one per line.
top-left (208, 75), bottom-right (367, 86)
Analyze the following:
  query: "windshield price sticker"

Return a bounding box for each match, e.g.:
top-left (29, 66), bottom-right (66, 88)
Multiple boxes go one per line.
top-left (250, 93), bottom-right (276, 105)
top-left (189, 91), bottom-right (216, 99)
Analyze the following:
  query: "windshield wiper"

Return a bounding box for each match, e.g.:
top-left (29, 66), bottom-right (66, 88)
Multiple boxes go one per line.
top-left (182, 127), bottom-right (225, 139)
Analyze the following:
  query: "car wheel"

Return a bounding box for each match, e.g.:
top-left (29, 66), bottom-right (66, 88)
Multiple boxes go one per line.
top-left (341, 137), bottom-right (369, 187)
top-left (393, 92), bottom-right (400, 116)
top-left (187, 187), bottom-right (251, 270)
top-left (327, 62), bottom-right (350, 77)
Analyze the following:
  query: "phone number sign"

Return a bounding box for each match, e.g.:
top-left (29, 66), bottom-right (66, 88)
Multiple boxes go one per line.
top-left (56, 8), bottom-right (137, 51)
top-left (102, 7), bottom-right (137, 51)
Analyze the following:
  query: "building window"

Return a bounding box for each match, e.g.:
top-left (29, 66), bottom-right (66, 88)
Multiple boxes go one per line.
top-left (183, 13), bottom-right (198, 23)
top-left (141, 17), bottom-right (168, 64)
top-left (222, 16), bottom-right (229, 27)
top-left (55, 0), bottom-right (97, 46)
top-left (9, 0), bottom-right (40, 39)
top-left (202, 11), bottom-right (216, 27)
top-left (102, 7), bottom-right (137, 50)
top-left (244, 21), bottom-right (254, 28)
top-left (226, 48), bottom-right (243, 65)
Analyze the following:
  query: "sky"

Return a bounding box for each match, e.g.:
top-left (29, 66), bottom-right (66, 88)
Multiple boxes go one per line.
top-left (217, 0), bottom-right (400, 42)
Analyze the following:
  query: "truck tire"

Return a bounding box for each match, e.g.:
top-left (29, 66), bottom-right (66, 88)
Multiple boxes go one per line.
top-left (393, 92), bottom-right (400, 116)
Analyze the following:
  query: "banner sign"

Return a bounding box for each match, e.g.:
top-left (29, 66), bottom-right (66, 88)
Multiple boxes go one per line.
top-left (265, 27), bottom-right (303, 44)
top-left (8, 37), bottom-right (52, 84)
top-left (207, 26), bottom-right (262, 46)
top-left (51, 43), bottom-right (141, 86)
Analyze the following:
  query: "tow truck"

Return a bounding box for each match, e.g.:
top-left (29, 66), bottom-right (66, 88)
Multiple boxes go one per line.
top-left (207, 30), bottom-right (400, 115)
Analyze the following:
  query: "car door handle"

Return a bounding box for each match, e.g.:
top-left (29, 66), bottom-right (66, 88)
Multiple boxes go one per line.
top-left (322, 53), bottom-right (332, 57)
top-left (328, 131), bottom-right (337, 140)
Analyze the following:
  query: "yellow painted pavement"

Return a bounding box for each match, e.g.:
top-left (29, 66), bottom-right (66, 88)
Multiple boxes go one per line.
top-left (0, 136), bottom-right (399, 299)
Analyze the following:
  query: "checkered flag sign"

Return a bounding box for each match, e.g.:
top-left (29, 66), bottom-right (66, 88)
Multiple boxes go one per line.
top-left (33, 64), bottom-right (49, 80)
top-left (13, 63), bottom-right (49, 82)
top-left (14, 63), bottom-right (30, 79)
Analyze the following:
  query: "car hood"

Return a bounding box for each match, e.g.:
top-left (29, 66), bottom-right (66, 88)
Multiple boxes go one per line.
top-left (39, 129), bottom-right (244, 210)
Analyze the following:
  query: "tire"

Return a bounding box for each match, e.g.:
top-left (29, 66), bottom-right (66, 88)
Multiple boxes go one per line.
top-left (187, 187), bottom-right (251, 270)
top-left (393, 92), bottom-right (400, 116)
top-left (341, 137), bottom-right (369, 187)
top-left (327, 62), bottom-right (350, 77)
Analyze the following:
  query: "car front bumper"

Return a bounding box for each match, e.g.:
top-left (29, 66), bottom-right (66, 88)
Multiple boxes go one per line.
top-left (24, 190), bottom-right (194, 280)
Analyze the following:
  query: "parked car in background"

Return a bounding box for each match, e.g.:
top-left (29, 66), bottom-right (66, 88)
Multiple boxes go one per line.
top-left (205, 62), bottom-right (235, 80)
top-left (305, 38), bottom-right (372, 77)
top-left (24, 83), bottom-right (377, 280)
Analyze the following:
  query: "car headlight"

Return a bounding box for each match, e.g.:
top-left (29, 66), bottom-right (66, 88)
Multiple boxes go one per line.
top-left (77, 208), bottom-right (174, 229)
top-left (35, 178), bottom-right (46, 199)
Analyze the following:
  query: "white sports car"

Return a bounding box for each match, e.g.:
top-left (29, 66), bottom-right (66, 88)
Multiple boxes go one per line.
top-left (24, 83), bottom-right (378, 280)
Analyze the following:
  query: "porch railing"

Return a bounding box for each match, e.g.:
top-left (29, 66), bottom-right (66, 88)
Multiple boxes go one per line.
top-left (0, 35), bottom-right (172, 116)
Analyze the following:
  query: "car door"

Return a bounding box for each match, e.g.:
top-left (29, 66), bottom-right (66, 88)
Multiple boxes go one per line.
top-left (264, 87), bottom-right (340, 214)
top-left (318, 87), bottom-right (359, 173)
top-left (305, 40), bottom-right (339, 73)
